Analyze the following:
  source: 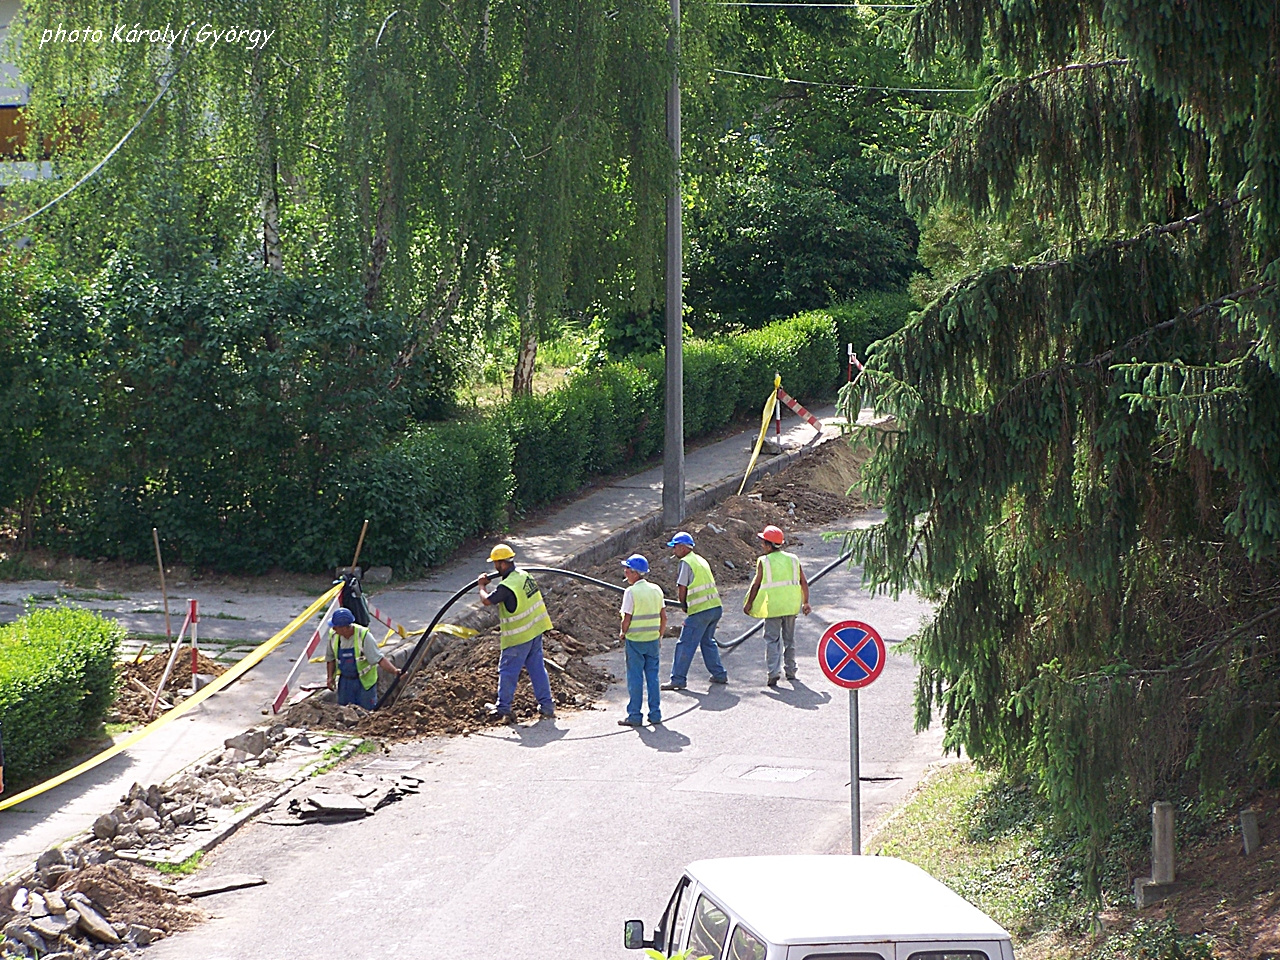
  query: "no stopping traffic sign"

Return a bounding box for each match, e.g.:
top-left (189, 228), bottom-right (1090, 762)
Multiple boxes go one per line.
top-left (818, 620), bottom-right (886, 690)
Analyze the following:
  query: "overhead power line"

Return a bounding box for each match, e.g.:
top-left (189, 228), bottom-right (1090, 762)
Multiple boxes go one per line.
top-left (713, 67), bottom-right (976, 93)
top-left (0, 48), bottom-right (190, 236)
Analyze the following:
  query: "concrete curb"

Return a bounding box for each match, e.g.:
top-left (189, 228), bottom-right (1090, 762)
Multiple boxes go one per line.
top-left (118, 737), bottom-right (366, 868)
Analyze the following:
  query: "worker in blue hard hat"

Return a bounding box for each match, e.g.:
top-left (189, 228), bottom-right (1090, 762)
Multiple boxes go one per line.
top-left (662, 531), bottom-right (729, 691)
top-left (618, 554), bottom-right (667, 726)
top-left (325, 607), bottom-right (401, 710)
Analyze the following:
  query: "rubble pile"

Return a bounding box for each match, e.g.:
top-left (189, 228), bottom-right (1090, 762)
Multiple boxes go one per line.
top-left (0, 859), bottom-right (201, 959)
top-left (276, 769), bottom-right (424, 823)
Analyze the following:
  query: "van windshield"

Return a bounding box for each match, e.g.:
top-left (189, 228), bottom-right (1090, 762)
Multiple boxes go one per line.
top-left (686, 894), bottom-right (730, 960)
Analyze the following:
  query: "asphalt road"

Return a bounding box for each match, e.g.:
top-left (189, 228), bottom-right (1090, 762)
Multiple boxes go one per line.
top-left (147, 516), bottom-right (943, 960)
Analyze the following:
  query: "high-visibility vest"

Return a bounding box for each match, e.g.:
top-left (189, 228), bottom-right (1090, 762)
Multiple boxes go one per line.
top-left (330, 625), bottom-right (379, 689)
top-left (682, 552), bottom-right (722, 615)
top-left (498, 569), bottom-right (553, 649)
top-left (624, 580), bottom-right (665, 642)
top-left (748, 550), bottom-right (802, 618)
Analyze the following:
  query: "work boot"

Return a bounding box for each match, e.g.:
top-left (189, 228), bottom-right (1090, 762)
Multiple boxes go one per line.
top-left (661, 681), bottom-right (686, 691)
top-left (785, 672), bottom-right (797, 681)
top-left (766, 676), bottom-right (779, 688)
top-left (710, 675), bottom-right (729, 684)
top-left (617, 717), bottom-right (642, 727)
top-left (539, 708), bottom-right (556, 720)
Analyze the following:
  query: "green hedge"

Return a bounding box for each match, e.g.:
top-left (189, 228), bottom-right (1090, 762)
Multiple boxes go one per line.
top-left (0, 607), bottom-right (122, 785)
top-left (829, 291), bottom-right (918, 360)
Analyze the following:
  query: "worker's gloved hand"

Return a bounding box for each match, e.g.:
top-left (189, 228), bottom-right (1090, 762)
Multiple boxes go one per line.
top-left (477, 573), bottom-right (489, 588)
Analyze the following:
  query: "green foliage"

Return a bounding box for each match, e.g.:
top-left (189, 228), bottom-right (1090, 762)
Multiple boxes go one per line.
top-left (0, 607), bottom-right (122, 784)
top-left (828, 292), bottom-right (918, 360)
top-left (849, 0), bottom-right (1280, 896)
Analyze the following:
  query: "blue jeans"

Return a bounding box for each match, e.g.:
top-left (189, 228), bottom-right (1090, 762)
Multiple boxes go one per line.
top-left (670, 607), bottom-right (728, 686)
top-left (496, 633), bottom-right (555, 715)
top-left (625, 639), bottom-right (661, 724)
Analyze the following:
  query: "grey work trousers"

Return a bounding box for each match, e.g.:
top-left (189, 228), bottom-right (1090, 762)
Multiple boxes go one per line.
top-left (764, 615), bottom-right (797, 680)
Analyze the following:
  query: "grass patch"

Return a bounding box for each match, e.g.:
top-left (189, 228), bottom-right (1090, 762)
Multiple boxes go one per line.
top-left (207, 612), bottom-right (246, 621)
top-left (869, 763), bottom-right (1225, 960)
top-left (69, 590), bottom-right (128, 601)
top-left (154, 851), bottom-right (203, 876)
top-left (307, 737), bottom-right (376, 776)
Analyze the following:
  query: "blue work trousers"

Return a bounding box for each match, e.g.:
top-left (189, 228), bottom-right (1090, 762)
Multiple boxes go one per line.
top-left (670, 607), bottom-right (728, 686)
top-left (336, 645), bottom-right (377, 710)
top-left (496, 633), bottom-right (555, 715)
top-left (625, 639), bottom-right (661, 724)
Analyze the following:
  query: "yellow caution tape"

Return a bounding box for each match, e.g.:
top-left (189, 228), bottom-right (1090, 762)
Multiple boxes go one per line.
top-left (431, 623), bottom-right (479, 639)
top-left (0, 583), bottom-right (344, 813)
top-left (738, 373), bottom-right (781, 495)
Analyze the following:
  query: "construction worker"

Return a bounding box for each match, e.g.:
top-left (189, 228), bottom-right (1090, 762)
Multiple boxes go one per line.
top-left (619, 554), bottom-right (667, 726)
top-left (662, 531), bottom-right (729, 691)
top-left (478, 543), bottom-right (556, 722)
top-left (325, 607), bottom-right (401, 710)
top-left (743, 525), bottom-right (811, 687)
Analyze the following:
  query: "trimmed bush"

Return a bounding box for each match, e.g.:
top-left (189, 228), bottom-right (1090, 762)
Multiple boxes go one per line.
top-left (0, 607), bottom-right (123, 785)
top-left (829, 291), bottom-right (918, 360)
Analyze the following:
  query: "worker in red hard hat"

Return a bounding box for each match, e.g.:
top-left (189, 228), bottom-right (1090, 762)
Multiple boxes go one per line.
top-left (743, 525), bottom-right (811, 687)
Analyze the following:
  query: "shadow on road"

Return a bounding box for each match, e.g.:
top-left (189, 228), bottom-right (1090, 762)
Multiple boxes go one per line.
top-left (635, 723), bottom-right (692, 753)
top-left (666, 686), bottom-right (741, 713)
top-left (505, 719), bottom-right (570, 749)
top-left (762, 679), bottom-right (830, 711)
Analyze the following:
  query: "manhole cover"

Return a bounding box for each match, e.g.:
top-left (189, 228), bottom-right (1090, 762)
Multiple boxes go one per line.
top-left (739, 766), bottom-right (814, 783)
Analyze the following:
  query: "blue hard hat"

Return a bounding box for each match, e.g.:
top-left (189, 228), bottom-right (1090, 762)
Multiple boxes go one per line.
top-left (621, 554), bottom-right (650, 574)
top-left (331, 608), bottom-right (356, 627)
top-left (666, 531), bottom-right (695, 548)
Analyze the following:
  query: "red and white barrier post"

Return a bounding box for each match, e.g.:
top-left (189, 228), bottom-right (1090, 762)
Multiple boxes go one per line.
top-left (189, 598), bottom-right (199, 684)
top-left (271, 594), bottom-right (343, 714)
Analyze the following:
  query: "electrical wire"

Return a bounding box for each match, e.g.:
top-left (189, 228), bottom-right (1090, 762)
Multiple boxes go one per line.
top-left (0, 48), bottom-right (191, 236)
top-left (713, 67), bottom-right (976, 94)
top-left (377, 565), bottom-right (684, 709)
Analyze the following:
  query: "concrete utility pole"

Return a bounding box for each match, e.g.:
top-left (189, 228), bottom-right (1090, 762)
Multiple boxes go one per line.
top-left (662, 0), bottom-right (685, 527)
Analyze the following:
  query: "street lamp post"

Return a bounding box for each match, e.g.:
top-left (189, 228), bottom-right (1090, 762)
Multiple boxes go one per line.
top-left (662, 0), bottom-right (685, 527)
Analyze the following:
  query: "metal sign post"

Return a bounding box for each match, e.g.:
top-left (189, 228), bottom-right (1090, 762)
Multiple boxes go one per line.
top-left (819, 619), bottom-right (886, 855)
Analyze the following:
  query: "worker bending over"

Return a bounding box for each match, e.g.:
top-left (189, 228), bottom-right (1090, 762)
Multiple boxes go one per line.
top-left (662, 531), bottom-right (729, 691)
top-left (743, 525), bottom-right (811, 687)
top-left (619, 554), bottom-right (667, 726)
top-left (326, 607), bottom-right (401, 709)
top-left (479, 543), bottom-right (556, 723)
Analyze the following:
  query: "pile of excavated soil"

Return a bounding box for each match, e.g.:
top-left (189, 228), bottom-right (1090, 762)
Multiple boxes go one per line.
top-left (115, 652), bottom-right (227, 724)
top-left (291, 440), bottom-right (874, 743)
top-left (60, 863), bottom-right (203, 935)
top-left (751, 439), bottom-right (873, 526)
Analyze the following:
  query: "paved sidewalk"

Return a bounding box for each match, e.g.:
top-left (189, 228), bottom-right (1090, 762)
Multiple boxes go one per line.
top-left (0, 406), bottom-right (837, 879)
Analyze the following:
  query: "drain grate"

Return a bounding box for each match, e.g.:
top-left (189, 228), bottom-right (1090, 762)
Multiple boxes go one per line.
top-left (739, 765), bottom-right (814, 783)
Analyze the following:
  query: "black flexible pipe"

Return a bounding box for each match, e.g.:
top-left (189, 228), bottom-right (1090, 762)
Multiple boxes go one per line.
top-left (377, 565), bottom-right (683, 709)
top-left (716, 549), bottom-right (854, 654)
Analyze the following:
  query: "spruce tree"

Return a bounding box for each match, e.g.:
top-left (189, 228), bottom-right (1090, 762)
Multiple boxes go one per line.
top-left (845, 0), bottom-right (1280, 888)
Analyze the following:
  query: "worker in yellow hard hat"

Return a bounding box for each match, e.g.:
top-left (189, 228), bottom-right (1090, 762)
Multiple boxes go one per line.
top-left (743, 525), bottom-right (811, 687)
top-left (478, 543), bottom-right (556, 722)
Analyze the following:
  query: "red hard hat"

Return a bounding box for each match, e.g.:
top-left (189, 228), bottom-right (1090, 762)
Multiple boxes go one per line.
top-left (758, 525), bottom-right (785, 545)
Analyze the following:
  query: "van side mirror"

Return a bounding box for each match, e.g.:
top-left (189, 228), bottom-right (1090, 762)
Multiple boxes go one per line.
top-left (623, 920), bottom-right (648, 949)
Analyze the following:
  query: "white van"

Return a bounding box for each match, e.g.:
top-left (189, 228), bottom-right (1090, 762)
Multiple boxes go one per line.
top-left (624, 855), bottom-right (1015, 960)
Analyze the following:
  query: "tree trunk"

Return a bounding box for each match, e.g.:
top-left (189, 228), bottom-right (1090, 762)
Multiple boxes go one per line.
top-left (512, 274), bottom-right (538, 396)
top-left (364, 155), bottom-right (396, 310)
top-left (251, 54), bottom-right (283, 272)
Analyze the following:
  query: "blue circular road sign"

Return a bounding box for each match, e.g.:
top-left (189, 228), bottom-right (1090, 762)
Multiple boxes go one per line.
top-left (818, 620), bottom-right (886, 690)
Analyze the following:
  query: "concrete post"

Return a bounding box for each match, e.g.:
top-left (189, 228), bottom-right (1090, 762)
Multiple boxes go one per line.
top-left (1241, 809), bottom-right (1260, 856)
top-left (661, 0), bottom-right (685, 527)
top-left (1152, 801), bottom-right (1176, 884)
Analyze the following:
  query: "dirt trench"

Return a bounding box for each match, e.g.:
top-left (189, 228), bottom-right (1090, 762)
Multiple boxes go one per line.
top-left (290, 439), bottom-right (873, 742)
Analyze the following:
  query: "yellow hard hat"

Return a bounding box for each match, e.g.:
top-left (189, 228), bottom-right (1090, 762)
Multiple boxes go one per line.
top-left (488, 543), bottom-right (516, 562)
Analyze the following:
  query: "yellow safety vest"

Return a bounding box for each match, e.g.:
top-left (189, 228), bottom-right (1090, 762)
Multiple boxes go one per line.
top-left (624, 580), bottom-right (665, 642)
top-left (748, 550), bottom-right (802, 618)
top-left (329, 625), bottom-right (379, 689)
top-left (682, 552), bottom-right (722, 615)
top-left (498, 569), bottom-right (554, 649)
